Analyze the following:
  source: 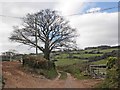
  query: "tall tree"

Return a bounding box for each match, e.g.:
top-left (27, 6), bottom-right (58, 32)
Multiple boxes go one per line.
top-left (9, 9), bottom-right (77, 60)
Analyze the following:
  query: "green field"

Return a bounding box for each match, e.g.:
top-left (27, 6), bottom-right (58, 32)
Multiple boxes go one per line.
top-left (73, 53), bottom-right (103, 58)
top-left (55, 58), bottom-right (87, 66)
top-left (55, 53), bottom-right (68, 59)
top-left (83, 49), bottom-right (98, 52)
top-left (54, 47), bottom-right (118, 66)
top-left (100, 48), bottom-right (118, 53)
top-left (80, 48), bottom-right (118, 53)
top-left (92, 59), bottom-right (108, 65)
top-left (53, 46), bottom-right (118, 81)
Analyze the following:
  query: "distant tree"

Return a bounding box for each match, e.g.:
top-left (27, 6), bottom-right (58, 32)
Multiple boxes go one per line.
top-left (2, 49), bottom-right (18, 61)
top-left (9, 9), bottom-right (77, 60)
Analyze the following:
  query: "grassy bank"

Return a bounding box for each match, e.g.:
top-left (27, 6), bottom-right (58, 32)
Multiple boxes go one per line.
top-left (22, 55), bottom-right (58, 79)
top-left (57, 62), bottom-right (91, 80)
top-left (59, 71), bottom-right (67, 80)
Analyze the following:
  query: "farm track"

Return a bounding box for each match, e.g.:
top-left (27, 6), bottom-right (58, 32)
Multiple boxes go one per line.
top-left (2, 61), bottom-right (102, 88)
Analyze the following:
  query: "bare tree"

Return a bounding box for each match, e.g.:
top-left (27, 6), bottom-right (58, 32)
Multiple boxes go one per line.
top-left (9, 9), bottom-right (77, 60)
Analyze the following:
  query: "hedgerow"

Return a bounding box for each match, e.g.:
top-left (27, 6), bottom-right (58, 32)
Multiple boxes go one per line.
top-left (22, 55), bottom-right (58, 79)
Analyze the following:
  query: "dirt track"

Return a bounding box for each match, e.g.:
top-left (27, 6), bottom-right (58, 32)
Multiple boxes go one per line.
top-left (2, 61), bottom-right (102, 88)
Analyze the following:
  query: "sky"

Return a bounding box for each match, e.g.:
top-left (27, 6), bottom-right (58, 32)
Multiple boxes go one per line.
top-left (0, 0), bottom-right (119, 54)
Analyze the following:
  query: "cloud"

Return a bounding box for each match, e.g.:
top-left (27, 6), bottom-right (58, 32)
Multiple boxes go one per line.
top-left (2, 2), bottom-right (57, 16)
top-left (0, 2), bottom-right (58, 54)
top-left (68, 12), bottom-right (118, 48)
top-left (54, 0), bottom-right (85, 16)
top-left (0, 20), bottom-right (36, 54)
top-left (0, 2), bottom-right (118, 54)
top-left (0, 22), bottom-right (14, 53)
top-left (87, 7), bottom-right (101, 12)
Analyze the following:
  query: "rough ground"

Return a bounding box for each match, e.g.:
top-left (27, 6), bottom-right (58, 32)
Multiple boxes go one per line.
top-left (2, 61), bottom-right (102, 88)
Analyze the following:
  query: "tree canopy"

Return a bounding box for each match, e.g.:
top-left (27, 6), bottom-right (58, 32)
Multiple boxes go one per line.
top-left (9, 9), bottom-right (77, 60)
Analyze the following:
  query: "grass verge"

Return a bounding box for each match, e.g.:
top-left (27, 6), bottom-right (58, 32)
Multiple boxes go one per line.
top-left (57, 63), bottom-right (91, 80)
top-left (59, 71), bottom-right (67, 80)
top-left (23, 66), bottom-right (58, 80)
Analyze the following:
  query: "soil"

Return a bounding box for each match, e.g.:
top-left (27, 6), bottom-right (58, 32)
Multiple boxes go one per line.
top-left (2, 61), bottom-right (102, 88)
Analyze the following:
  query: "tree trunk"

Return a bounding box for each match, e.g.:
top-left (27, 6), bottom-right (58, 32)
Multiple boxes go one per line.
top-left (44, 38), bottom-right (50, 60)
top-left (44, 50), bottom-right (50, 60)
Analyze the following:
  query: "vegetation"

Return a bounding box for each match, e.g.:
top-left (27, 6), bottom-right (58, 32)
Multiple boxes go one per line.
top-left (92, 59), bottom-right (108, 65)
top-left (3, 2), bottom-right (119, 87)
top-left (54, 45), bottom-right (119, 82)
top-left (73, 54), bottom-right (102, 58)
top-left (55, 58), bottom-right (85, 66)
top-left (96, 57), bottom-right (119, 88)
top-left (57, 62), bottom-right (91, 80)
top-left (100, 48), bottom-right (119, 53)
top-left (39, 68), bottom-right (58, 79)
top-left (9, 9), bottom-right (77, 60)
top-left (54, 47), bottom-right (119, 64)
top-left (22, 55), bottom-right (58, 79)
top-left (59, 71), bottom-right (67, 80)
top-left (2, 45), bottom-right (119, 83)
top-left (57, 64), bottom-right (81, 79)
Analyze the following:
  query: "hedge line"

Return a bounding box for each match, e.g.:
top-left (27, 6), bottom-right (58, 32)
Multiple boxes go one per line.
top-left (22, 55), bottom-right (55, 70)
top-left (22, 55), bottom-right (58, 79)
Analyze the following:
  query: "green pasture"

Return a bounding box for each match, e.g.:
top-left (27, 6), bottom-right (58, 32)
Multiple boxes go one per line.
top-left (100, 48), bottom-right (118, 53)
top-left (92, 59), bottom-right (108, 65)
top-left (55, 58), bottom-right (87, 66)
top-left (73, 53), bottom-right (103, 58)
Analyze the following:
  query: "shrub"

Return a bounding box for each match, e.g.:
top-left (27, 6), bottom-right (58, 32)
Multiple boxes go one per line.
top-left (96, 57), bottom-right (119, 88)
top-left (22, 55), bottom-right (57, 79)
top-left (23, 55), bottom-right (55, 70)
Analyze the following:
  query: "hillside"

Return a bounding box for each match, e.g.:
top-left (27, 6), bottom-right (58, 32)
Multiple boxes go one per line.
top-left (53, 45), bottom-right (119, 81)
top-left (54, 45), bottom-right (119, 66)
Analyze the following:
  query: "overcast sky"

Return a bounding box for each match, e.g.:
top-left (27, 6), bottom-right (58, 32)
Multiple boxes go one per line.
top-left (0, 0), bottom-right (119, 54)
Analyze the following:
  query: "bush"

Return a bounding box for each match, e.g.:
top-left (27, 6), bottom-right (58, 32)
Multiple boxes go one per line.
top-left (96, 57), bottom-right (119, 88)
top-left (105, 57), bottom-right (119, 88)
top-left (23, 55), bottom-right (55, 70)
top-left (22, 55), bottom-right (57, 79)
